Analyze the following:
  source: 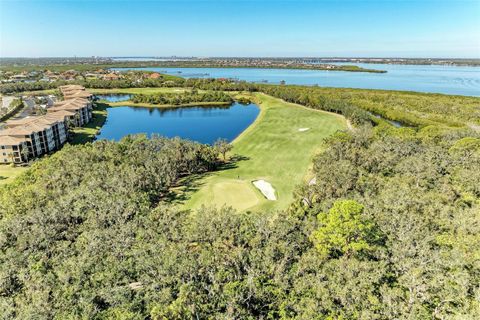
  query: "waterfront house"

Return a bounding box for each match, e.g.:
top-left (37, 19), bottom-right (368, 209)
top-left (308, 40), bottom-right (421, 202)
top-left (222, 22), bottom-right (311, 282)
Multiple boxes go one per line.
top-left (103, 73), bottom-right (121, 81)
top-left (60, 70), bottom-right (80, 81)
top-left (11, 74), bottom-right (28, 82)
top-left (149, 72), bottom-right (162, 79)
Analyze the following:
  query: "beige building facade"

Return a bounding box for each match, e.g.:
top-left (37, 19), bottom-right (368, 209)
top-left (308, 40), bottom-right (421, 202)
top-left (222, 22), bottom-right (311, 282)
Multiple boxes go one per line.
top-left (0, 85), bottom-right (94, 164)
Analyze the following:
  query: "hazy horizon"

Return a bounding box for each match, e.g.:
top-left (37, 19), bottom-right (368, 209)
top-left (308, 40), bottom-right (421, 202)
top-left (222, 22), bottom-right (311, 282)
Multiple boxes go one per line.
top-left (1, 55), bottom-right (479, 59)
top-left (1, 0), bottom-right (479, 59)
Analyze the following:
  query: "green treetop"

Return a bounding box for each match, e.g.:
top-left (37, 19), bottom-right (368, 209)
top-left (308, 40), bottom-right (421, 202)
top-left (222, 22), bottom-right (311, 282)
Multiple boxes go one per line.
top-left (310, 200), bottom-right (379, 259)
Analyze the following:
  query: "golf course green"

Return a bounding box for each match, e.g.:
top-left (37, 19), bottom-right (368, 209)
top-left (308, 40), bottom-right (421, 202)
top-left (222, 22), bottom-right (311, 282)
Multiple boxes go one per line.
top-left (184, 93), bottom-right (347, 212)
top-left (2, 89), bottom-right (347, 210)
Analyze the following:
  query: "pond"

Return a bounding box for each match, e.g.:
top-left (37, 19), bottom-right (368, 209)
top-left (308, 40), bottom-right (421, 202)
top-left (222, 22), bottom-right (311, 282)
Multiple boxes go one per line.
top-left (96, 102), bottom-right (260, 144)
top-left (368, 112), bottom-right (404, 128)
top-left (112, 64), bottom-right (480, 96)
top-left (96, 94), bottom-right (132, 102)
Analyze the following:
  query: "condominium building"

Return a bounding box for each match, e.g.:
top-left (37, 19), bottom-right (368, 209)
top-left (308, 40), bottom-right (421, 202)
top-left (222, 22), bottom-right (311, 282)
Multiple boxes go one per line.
top-left (0, 113), bottom-right (70, 164)
top-left (63, 90), bottom-right (94, 100)
top-left (48, 98), bottom-right (93, 127)
top-left (59, 84), bottom-right (94, 101)
top-left (0, 85), bottom-right (95, 164)
top-left (59, 84), bottom-right (85, 92)
top-left (0, 136), bottom-right (28, 164)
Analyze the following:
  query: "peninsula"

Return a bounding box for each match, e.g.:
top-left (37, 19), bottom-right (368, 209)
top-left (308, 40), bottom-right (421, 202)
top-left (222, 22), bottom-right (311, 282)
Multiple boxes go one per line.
top-left (0, 57), bottom-right (388, 73)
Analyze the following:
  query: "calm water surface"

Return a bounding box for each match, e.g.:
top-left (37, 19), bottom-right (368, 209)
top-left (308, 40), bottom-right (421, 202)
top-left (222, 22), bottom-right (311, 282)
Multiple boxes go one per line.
top-left (96, 94), bottom-right (132, 102)
top-left (96, 102), bottom-right (259, 144)
top-left (113, 64), bottom-right (480, 96)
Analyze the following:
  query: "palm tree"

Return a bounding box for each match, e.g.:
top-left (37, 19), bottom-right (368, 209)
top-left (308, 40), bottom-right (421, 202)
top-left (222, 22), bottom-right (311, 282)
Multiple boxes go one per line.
top-left (20, 145), bottom-right (30, 164)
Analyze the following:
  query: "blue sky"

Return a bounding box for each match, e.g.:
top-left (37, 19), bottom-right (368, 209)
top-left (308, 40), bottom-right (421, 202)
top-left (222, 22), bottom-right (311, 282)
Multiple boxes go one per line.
top-left (0, 0), bottom-right (479, 58)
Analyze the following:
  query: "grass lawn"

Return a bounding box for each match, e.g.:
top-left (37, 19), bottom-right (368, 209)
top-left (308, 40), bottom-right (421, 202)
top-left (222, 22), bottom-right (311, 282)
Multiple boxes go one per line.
top-left (0, 165), bottom-right (26, 186)
top-left (18, 89), bottom-right (57, 96)
top-left (70, 103), bottom-right (108, 144)
top-left (183, 93), bottom-right (347, 212)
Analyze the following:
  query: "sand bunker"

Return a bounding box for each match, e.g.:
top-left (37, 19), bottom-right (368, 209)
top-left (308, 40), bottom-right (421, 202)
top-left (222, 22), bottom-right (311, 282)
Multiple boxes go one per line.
top-left (298, 128), bottom-right (310, 132)
top-left (253, 180), bottom-right (277, 200)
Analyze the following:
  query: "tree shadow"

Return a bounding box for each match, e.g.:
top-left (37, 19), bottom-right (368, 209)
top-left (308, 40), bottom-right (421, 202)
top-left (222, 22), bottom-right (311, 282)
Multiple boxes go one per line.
top-left (216, 154), bottom-right (250, 171)
top-left (163, 172), bottom-right (208, 204)
top-left (163, 153), bottom-right (250, 204)
top-left (70, 103), bottom-right (109, 145)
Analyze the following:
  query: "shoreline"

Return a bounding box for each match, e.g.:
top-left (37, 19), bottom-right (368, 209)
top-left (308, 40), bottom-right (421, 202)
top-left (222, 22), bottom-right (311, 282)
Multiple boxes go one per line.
top-left (104, 100), bottom-right (233, 108)
top-left (111, 64), bottom-right (387, 73)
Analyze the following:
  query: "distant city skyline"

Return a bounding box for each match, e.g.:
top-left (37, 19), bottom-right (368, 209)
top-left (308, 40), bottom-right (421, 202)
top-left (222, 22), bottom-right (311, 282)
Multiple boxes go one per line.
top-left (1, 0), bottom-right (479, 58)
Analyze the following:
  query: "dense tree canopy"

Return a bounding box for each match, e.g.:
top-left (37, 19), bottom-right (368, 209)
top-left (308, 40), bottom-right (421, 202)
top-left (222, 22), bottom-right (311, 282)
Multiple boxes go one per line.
top-left (5, 77), bottom-right (477, 129)
top-left (292, 125), bottom-right (480, 318)
top-left (310, 200), bottom-right (381, 259)
top-left (0, 79), bottom-right (479, 318)
top-left (1, 125), bottom-right (478, 319)
top-left (131, 90), bottom-right (233, 105)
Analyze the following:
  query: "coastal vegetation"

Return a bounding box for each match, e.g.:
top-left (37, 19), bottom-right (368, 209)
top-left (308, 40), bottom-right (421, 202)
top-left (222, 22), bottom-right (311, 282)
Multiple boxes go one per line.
top-left (0, 76), bottom-right (254, 95)
top-left (1, 74), bottom-right (479, 318)
top-left (131, 90), bottom-right (233, 106)
top-left (2, 57), bottom-right (479, 74)
top-left (91, 87), bottom-right (191, 95)
top-left (258, 85), bottom-right (480, 128)
top-left (0, 59), bottom-right (387, 73)
top-left (0, 77), bottom-right (180, 95)
top-left (125, 60), bottom-right (387, 73)
top-left (288, 125), bottom-right (480, 318)
top-left (9, 76), bottom-right (477, 130)
top-left (1, 124), bottom-right (478, 318)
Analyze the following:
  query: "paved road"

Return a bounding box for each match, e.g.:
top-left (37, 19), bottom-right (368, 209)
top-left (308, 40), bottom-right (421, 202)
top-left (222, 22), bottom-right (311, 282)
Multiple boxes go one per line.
top-left (1, 96), bottom-right (15, 110)
top-left (1, 97), bottom-right (36, 122)
top-left (23, 97), bottom-right (35, 109)
top-left (13, 97), bottom-right (36, 119)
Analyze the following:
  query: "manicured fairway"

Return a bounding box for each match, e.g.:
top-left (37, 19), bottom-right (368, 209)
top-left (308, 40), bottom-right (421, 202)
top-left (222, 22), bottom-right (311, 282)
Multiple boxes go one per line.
top-left (184, 93), bottom-right (347, 212)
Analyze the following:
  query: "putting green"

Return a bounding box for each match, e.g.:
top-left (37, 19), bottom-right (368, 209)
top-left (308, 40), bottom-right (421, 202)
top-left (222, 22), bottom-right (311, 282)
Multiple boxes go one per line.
top-left (184, 93), bottom-right (347, 212)
top-left (198, 178), bottom-right (261, 211)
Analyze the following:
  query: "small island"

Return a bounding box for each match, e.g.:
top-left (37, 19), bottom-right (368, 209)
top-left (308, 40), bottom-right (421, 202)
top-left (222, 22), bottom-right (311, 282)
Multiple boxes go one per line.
top-left (0, 58), bottom-right (388, 74)
top-left (118, 59), bottom-right (388, 73)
